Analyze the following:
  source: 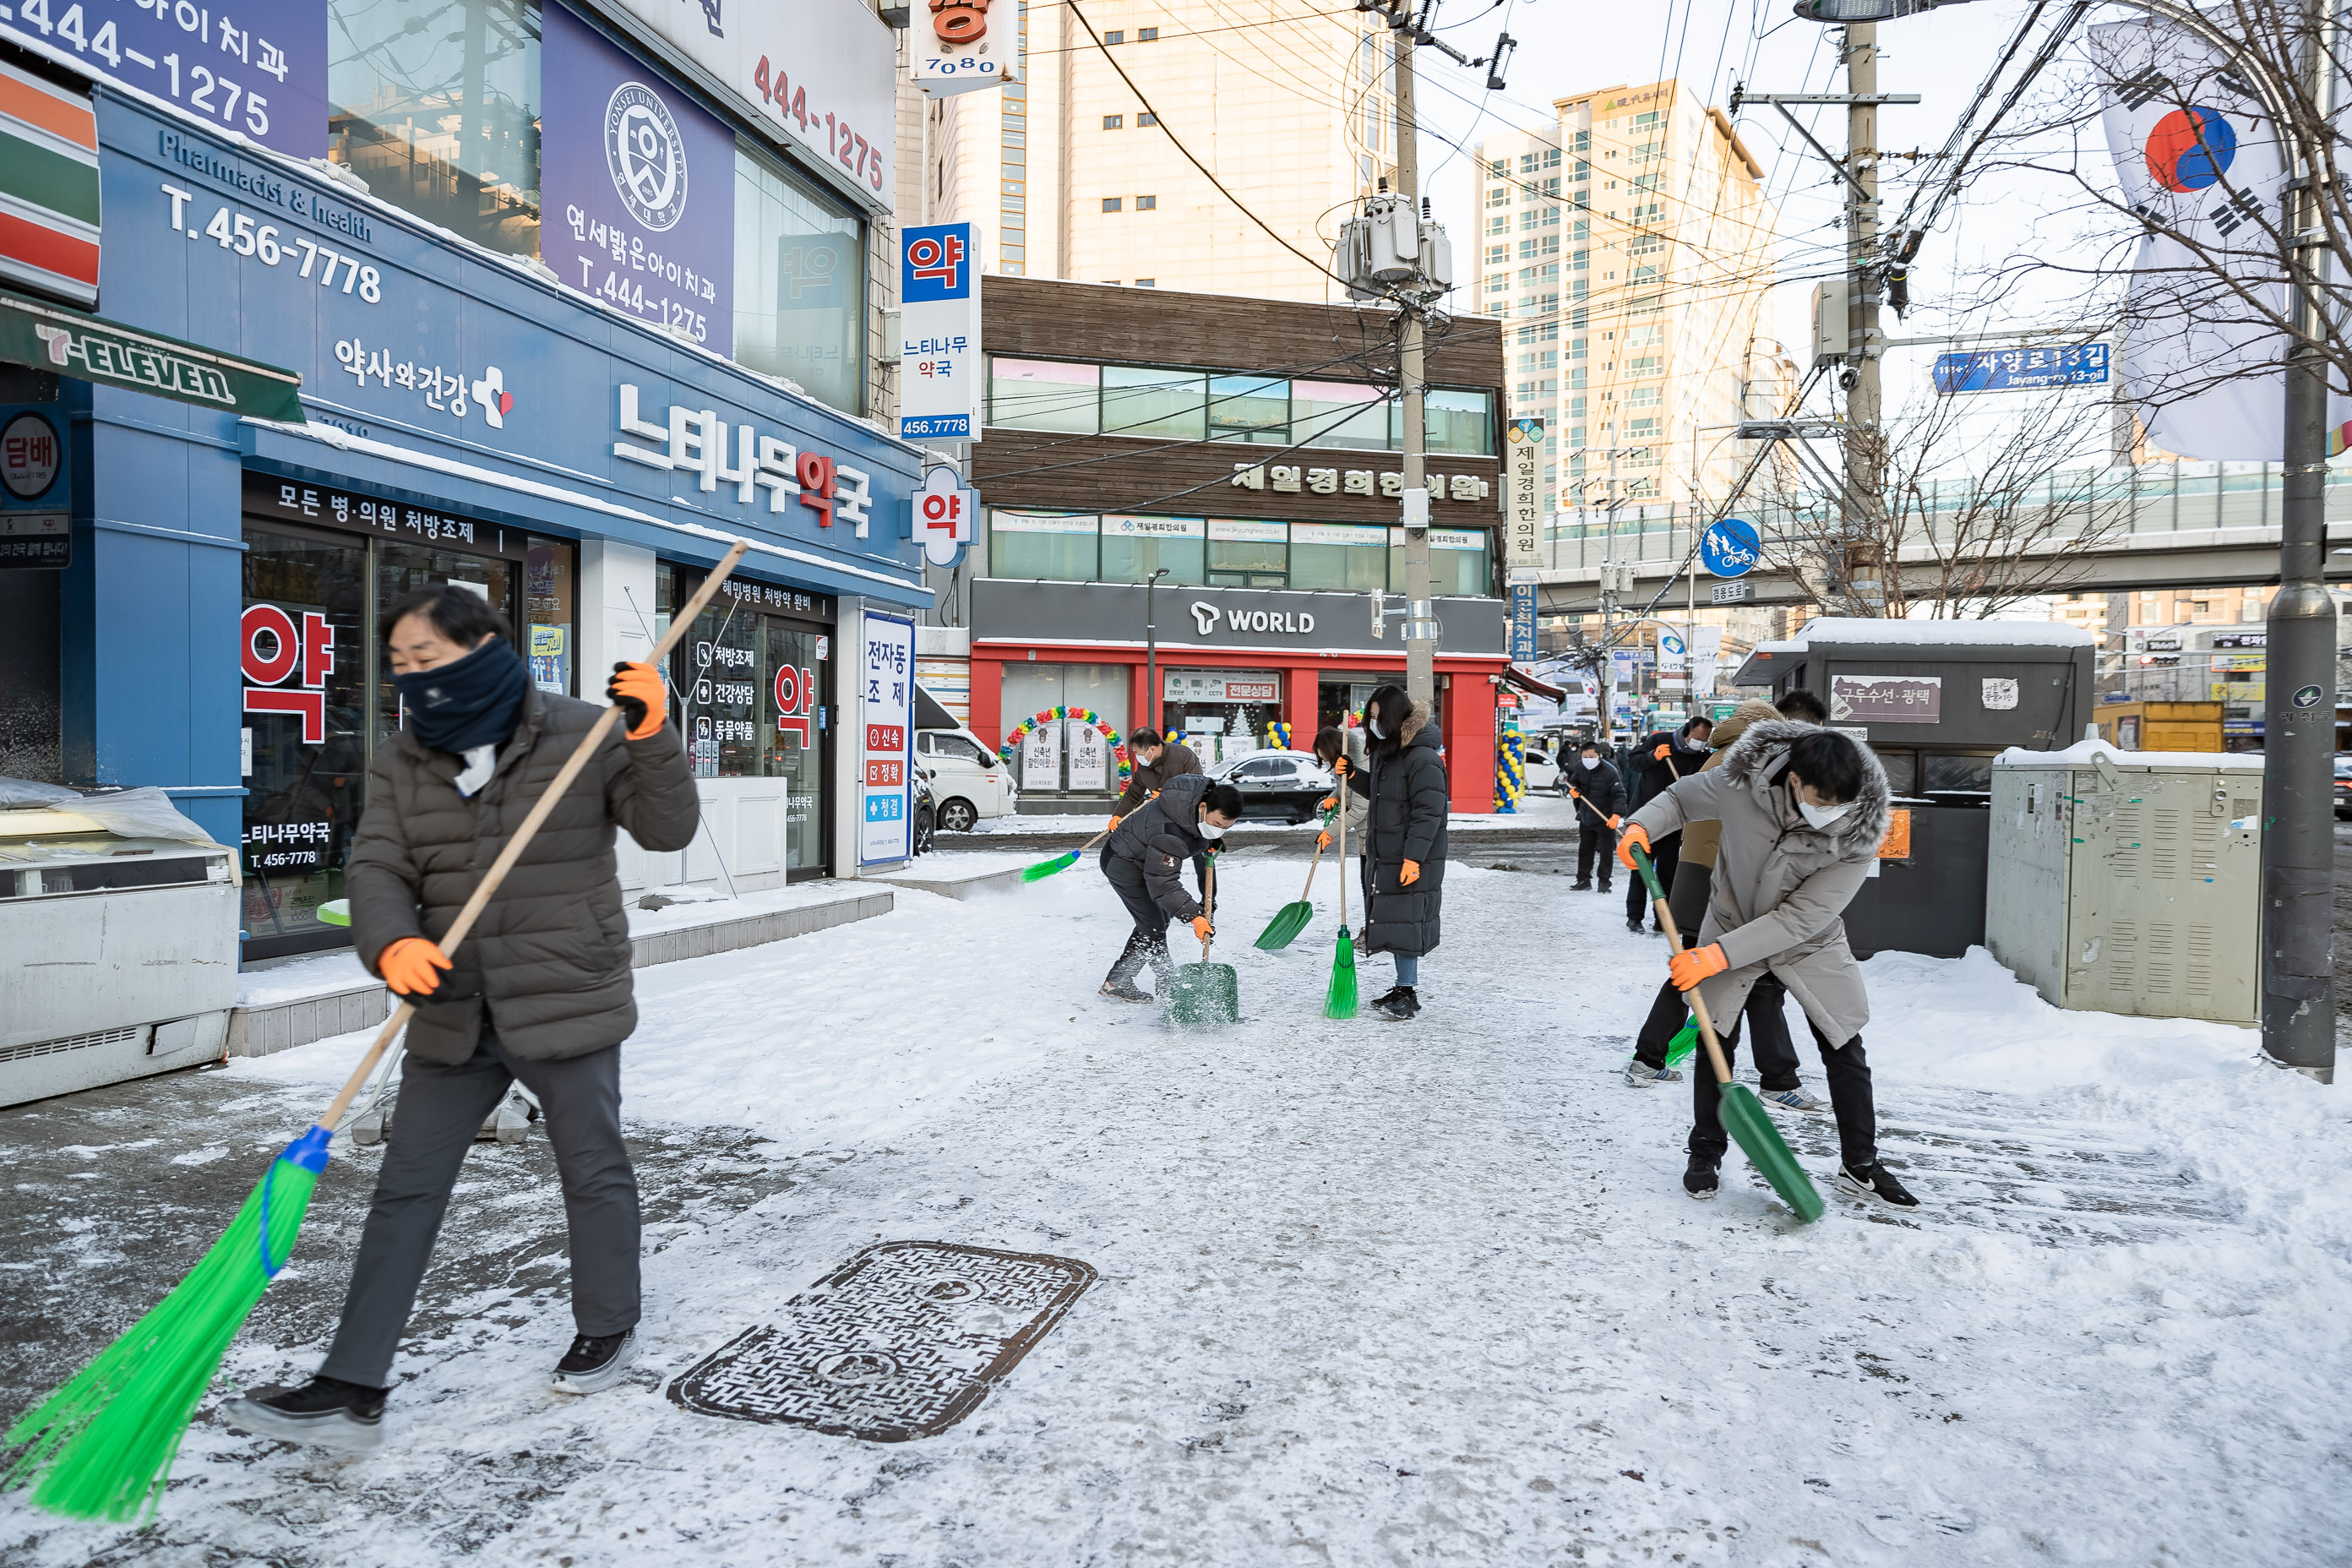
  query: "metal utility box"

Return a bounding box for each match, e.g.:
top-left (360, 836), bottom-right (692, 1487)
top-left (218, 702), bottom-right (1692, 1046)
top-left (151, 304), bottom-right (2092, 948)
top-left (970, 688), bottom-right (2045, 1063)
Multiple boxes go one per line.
top-left (2094, 700), bottom-right (2224, 754)
top-left (1733, 618), bottom-right (2099, 960)
top-left (1986, 747), bottom-right (2263, 1025)
top-left (1, 800), bottom-right (240, 1107)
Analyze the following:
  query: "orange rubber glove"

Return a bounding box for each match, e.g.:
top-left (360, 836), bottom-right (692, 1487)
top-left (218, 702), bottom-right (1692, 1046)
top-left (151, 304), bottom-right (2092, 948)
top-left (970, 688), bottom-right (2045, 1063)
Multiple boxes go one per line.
top-left (1652, 742), bottom-right (1671, 761)
top-left (379, 936), bottom-right (452, 997)
top-left (1107, 815), bottom-right (1123, 831)
top-left (1608, 814), bottom-right (1624, 830)
top-left (1669, 942), bottom-right (1729, 992)
top-left (1615, 821), bottom-right (1652, 871)
top-left (606, 662), bottom-right (668, 740)
top-left (1318, 796), bottom-right (1337, 812)
top-left (1316, 830), bottom-right (1333, 849)
top-left (1401, 858), bottom-right (1422, 885)
top-left (1190, 915), bottom-right (1214, 942)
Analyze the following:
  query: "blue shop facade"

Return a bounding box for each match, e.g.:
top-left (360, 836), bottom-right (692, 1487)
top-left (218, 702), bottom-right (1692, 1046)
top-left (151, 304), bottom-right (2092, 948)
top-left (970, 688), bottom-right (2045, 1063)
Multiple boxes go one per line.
top-left (0, 12), bottom-right (923, 960)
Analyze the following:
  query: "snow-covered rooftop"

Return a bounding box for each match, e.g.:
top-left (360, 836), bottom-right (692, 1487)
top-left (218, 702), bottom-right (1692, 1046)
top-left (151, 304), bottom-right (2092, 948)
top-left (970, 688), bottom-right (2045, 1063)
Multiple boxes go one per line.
top-left (1797, 617), bottom-right (2098, 649)
top-left (1996, 738), bottom-right (2264, 770)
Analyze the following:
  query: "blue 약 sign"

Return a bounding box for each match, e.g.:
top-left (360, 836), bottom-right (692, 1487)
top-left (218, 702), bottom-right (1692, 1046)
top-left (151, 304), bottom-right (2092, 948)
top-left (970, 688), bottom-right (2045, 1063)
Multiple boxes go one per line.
top-left (2, 0), bottom-right (327, 157)
top-left (1509, 580), bottom-right (1538, 662)
top-left (1933, 342), bottom-right (2109, 395)
top-left (1700, 516), bottom-right (1761, 579)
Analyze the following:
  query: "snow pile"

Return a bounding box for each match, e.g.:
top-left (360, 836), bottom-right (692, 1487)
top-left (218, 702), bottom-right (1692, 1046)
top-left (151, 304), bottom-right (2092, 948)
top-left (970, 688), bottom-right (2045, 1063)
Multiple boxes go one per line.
top-left (1996, 735), bottom-right (2264, 769)
top-left (1799, 616), bottom-right (2099, 647)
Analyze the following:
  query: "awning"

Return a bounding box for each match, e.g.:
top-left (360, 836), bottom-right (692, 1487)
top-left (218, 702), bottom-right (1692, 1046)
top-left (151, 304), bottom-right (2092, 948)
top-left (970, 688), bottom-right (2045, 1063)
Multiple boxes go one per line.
top-left (0, 290), bottom-right (302, 422)
top-left (1502, 664), bottom-right (1568, 701)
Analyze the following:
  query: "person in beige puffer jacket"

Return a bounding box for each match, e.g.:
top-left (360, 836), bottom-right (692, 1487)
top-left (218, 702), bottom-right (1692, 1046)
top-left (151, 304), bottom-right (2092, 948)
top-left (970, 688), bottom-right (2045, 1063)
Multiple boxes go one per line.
top-left (1621, 699), bottom-right (1806, 1103)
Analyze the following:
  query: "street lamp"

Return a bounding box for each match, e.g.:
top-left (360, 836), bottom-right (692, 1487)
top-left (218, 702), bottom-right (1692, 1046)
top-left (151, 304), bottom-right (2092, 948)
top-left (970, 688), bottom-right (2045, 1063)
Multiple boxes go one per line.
top-left (1144, 567), bottom-right (1171, 736)
top-left (1791, 0), bottom-right (1974, 19)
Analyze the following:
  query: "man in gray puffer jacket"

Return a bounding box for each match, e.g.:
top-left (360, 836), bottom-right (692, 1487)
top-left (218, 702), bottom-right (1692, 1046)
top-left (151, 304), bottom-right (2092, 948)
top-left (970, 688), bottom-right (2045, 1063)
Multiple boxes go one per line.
top-left (226, 583), bottom-right (698, 1453)
top-left (1621, 721), bottom-right (1919, 1212)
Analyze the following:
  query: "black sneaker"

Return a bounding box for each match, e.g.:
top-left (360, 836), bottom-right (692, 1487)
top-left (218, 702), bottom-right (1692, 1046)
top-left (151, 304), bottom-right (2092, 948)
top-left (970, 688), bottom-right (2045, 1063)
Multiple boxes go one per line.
top-left (222, 1376), bottom-right (387, 1452)
top-left (553, 1328), bottom-right (640, 1395)
top-left (1098, 978), bottom-right (1152, 1004)
top-left (1571, 879), bottom-right (1592, 890)
top-left (1837, 1162), bottom-right (1920, 1211)
top-left (1626, 917), bottom-right (1644, 933)
top-left (1371, 985), bottom-right (1420, 1021)
top-left (1683, 1156), bottom-right (1719, 1201)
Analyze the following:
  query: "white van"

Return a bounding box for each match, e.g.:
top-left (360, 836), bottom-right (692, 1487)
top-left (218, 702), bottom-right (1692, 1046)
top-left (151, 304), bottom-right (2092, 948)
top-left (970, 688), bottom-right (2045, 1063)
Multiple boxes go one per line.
top-left (915, 727), bottom-right (1015, 831)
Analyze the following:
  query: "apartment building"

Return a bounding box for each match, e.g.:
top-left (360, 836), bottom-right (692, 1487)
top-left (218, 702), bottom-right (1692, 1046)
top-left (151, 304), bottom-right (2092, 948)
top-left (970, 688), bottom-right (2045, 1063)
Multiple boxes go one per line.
top-left (897, 1), bottom-right (1390, 297)
top-left (1472, 80), bottom-right (1781, 518)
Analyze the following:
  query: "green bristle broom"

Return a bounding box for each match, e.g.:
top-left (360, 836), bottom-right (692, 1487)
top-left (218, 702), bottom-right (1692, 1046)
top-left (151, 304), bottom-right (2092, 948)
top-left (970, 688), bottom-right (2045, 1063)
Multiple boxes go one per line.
top-left (1324, 776), bottom-right (1358, 1018)
top-left (1024, 825), bottom-right (1112, 882)
top-left (1, 540), bottom-right (754, 1524)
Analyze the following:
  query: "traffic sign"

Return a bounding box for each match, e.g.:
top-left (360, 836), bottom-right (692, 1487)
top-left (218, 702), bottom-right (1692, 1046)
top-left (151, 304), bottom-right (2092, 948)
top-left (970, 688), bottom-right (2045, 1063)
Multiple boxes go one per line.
top-left (1701, 516), bottom-right (1761, 578)
top-left (1710, 580), bottom-right (1756, 606)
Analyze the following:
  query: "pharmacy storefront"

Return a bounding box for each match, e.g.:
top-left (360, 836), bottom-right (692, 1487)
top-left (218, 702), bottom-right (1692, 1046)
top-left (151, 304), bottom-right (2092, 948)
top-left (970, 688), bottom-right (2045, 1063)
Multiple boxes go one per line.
top-left (970, 580), bottom-right (1508, 814)
top-left (1, 61), bottom-right (922, 958)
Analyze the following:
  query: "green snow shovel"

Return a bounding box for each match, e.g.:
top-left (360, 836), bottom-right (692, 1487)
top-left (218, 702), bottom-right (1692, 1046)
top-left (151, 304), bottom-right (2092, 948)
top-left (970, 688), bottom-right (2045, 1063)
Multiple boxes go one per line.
top-left (1254, 805), bottom-right (1334, 950)
top-left (1165, 858), bottom-right (1239, 1027)
top-left (1664, 1018), bottom-right (1698, 1070)
top-left (1631, 845), bottom-right (1823, 1223)
top-left (1323, 776), bottom-right (1358, 1018)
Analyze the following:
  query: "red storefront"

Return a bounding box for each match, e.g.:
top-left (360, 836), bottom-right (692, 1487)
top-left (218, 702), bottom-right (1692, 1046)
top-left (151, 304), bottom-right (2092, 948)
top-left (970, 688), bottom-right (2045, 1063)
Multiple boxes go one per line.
top-left (969, 580), bottom-right (1507, 815)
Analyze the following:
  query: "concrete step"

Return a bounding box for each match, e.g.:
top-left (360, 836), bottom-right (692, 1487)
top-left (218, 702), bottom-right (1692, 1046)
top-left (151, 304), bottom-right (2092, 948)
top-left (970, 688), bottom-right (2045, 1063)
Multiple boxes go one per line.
top-left (228, 884), bottom-right (893, 1059)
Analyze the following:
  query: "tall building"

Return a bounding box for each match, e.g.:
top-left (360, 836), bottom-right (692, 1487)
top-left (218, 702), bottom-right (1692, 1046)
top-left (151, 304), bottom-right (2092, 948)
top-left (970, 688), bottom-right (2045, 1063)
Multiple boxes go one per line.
top-left (1472, 80), bottom-right (1782, 519)
top-left (899, 2), bottom-right (1391, 297)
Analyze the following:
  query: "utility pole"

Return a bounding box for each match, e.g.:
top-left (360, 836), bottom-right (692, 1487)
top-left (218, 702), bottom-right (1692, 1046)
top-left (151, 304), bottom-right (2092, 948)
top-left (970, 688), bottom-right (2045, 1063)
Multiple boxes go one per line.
top-left (1394, 25), bottom-right (1436, 707)
top-left (1843, 22), bottom-right (1883, 608)
top-left (2263, 2), bottom-right (2336, 1079)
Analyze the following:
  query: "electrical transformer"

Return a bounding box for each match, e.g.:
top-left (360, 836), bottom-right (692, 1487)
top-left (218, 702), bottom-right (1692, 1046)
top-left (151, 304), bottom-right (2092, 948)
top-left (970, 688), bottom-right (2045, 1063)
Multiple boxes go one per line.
top-left (1985, 745), bottom-right (2265, 1026)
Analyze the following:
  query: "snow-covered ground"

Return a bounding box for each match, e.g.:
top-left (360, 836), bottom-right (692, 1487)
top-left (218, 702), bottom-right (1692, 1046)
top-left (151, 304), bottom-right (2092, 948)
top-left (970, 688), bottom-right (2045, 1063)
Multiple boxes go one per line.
top-left (12, 847), bottom-right (2352, 1565)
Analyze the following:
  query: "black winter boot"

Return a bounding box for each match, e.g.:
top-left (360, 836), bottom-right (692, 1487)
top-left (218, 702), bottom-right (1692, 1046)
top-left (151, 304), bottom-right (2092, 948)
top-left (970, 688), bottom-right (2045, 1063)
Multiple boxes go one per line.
top-left (1371, 986), bottom-right (1420, 1021)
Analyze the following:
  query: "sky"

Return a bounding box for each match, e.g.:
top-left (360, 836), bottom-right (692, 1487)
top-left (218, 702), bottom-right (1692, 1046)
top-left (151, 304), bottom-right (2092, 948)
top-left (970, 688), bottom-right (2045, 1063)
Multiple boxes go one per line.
top-left (1405, 0), bottom-right (2122, 449)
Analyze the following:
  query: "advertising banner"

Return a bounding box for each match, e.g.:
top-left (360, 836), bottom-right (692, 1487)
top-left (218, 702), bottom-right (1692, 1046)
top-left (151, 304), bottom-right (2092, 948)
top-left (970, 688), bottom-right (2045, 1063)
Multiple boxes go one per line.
top-left (1509, 580), bottom-right (1537, 662)
top-left (596, 0), bottom-right (894, 213)
top-left (1, 0), bottom-right (326, 158)
top-left (1067, 719), bottom-right (1109, 792)
top-left (544, 2), bottom-right (735, 352)
top-left (859, 610), bottom-right (914, 863)
top-left (1831, 673), bottom-right (1942, 726)
top-left (1503, 416), bottom-right (1544, 571)
top-left (899, 223), bottom-right (979, 444)
top-left (1019, 710), bottom-right (1060, 788)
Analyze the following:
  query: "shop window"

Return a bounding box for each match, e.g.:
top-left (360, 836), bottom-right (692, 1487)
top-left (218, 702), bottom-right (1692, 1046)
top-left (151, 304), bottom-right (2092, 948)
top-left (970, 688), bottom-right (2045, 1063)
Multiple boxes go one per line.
top-left (0, 569), bottom-right (60, 781)
top-left (735, 144), bottom-right (867, 417)
top-left (1103, 365), bottom-right (1206, 439)
top-left (1206, 520), bottom-right (1285, 587)
top-left (329, 0), bottom-right (541, 257)
top-left (1100, 514), bottom-right (1206, 584)
top-left (241, 526), bottom-right (371, 956)
top-left (988, 510), bottom-right (1098, 580)
top-left (1207, 375), bottom-right (1289, 444)
top-left (1288, 524), bottom-right (1388, 591)
top-left (1292, 380), bottom-right (1391, 450)
top-left (988, 357), bottom-right (1100, 433)
top-left (999, 663), bottom-right (1129, 792)
top-left (1388, 527), bottom-right (1490, 596)
top-left (523, 538), bottom-right (574, 694)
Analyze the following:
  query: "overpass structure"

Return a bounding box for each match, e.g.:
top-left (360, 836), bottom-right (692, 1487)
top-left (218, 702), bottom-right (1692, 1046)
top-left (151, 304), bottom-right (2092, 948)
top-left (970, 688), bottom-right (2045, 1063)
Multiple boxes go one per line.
top-left (1525, 460), bottom-right (2352, 618)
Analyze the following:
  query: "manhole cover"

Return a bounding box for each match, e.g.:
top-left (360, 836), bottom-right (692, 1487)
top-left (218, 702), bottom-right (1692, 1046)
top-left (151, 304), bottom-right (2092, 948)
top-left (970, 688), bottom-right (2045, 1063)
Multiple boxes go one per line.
top-left (667, 1241), bottom-right (1096, 1441)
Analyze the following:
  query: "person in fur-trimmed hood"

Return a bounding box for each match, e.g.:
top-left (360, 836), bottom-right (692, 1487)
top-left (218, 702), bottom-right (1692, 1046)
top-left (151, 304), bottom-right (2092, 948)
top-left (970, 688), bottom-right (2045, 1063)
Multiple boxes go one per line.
top-left (1357, 683), bottom-right (1448, 1022)
top-left (1620, 721), bottom-right (1919, 1211)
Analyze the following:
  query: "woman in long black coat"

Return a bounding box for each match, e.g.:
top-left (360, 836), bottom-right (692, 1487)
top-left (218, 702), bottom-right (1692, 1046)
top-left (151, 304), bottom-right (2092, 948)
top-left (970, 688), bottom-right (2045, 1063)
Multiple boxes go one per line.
top-left (1356, 682), bottom-right (1449, 1022)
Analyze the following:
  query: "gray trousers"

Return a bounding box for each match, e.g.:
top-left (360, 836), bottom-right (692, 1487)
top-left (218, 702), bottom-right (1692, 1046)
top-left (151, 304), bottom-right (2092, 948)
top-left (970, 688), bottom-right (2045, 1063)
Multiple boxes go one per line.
top-left (319, 1032), bottom-right (640, 1388)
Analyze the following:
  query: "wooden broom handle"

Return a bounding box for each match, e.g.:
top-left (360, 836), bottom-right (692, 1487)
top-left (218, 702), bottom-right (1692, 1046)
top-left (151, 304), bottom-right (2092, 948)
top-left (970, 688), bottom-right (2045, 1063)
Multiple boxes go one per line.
top-left (1336, 774), bottom-right (1349, 926)
top-left (318, 539), bottom-right (754, 1130)
top-left (1642, 849), bottom-right (1734, 1090)
top-left (1200, 855), bottom-right (1217, 961)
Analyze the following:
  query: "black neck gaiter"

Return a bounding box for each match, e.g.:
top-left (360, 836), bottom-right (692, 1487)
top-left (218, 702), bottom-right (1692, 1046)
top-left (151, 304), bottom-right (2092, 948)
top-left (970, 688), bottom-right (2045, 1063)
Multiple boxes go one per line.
top-left (393, 636), bottom-right (530, 754)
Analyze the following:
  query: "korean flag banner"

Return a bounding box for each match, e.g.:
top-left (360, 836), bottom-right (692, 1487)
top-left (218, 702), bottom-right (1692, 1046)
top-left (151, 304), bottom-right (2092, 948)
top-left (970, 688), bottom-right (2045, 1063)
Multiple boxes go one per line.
top-left (2091, 19), bottom-right (2347, 459)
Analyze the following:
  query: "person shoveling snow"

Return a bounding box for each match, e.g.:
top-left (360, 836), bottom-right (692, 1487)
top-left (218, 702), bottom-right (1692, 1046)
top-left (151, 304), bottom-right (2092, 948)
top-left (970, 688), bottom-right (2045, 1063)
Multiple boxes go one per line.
top-left (1097, 775), bottom-right (1244, 1004)
top-left (1620, 722), bottom-right (1919, 1212)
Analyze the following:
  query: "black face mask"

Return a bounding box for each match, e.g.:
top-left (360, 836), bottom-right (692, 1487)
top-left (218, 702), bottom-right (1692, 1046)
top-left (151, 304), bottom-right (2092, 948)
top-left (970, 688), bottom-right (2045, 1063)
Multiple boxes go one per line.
top-left (393, 636), bottom-right (530, 754)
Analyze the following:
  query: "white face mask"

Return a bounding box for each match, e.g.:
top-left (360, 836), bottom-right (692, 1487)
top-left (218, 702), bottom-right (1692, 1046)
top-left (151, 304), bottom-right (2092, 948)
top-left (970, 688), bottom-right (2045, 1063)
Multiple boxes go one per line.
top-left (1796, 797), bottom-right (1853, 830)
top-left (1581, 756), bottom-right (1599, 770)
top-left (1369, 716), bottom-right (1386, 739)
top-left (1198, 819), bottom-right (1228, 840)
